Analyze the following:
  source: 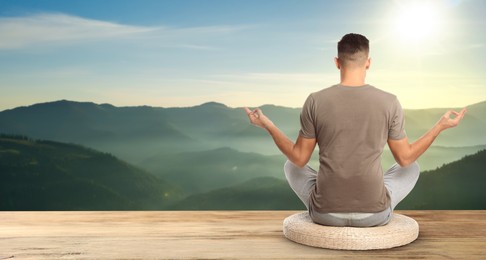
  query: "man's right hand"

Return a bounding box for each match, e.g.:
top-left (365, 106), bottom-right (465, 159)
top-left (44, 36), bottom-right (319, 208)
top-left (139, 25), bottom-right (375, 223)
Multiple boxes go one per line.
top-left (388, 107), bottom-right (467, 167)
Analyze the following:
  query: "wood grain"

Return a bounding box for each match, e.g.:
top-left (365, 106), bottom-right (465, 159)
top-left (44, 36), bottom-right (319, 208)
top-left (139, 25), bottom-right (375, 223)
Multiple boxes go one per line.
top-left (0, 210), bottom-right (485, 259)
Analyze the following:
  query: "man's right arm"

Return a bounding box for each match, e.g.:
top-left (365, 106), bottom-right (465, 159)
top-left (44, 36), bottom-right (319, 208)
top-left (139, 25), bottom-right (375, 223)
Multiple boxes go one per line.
top-left (388, 108), bottom-right (467, 167)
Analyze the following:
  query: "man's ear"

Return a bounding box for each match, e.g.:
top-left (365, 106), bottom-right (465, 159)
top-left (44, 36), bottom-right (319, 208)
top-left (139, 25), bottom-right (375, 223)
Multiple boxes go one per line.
top-left (334, 57), bottom-right (341, 69)
top-left (365, 57), bottom-right (371, 70)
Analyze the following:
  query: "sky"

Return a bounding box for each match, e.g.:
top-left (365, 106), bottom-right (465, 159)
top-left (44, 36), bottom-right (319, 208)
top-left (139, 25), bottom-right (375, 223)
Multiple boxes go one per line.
top-left (0, 0), bottom-right (485, 110)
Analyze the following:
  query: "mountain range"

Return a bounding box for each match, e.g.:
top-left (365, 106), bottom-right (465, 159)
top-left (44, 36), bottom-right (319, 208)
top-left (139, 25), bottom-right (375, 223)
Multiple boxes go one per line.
top-left (0, 99), bottom-right (485, 210)
top-left (0, 99), bottom-right (485, 171)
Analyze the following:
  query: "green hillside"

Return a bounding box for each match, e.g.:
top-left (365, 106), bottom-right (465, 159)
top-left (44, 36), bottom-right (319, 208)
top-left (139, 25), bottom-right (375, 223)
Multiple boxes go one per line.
top-left (142, 147), bottom-right (287, 194)
top-left (397, 149), bottom-right (486, 210)
top-left (169, 177), bottom-right (305, 210)
top-left (0, 135), bottom-right (182, 210)
top-left (1, 133), bottom-right (484, 210)
top-left (169, 150), bottom-right (486, 210)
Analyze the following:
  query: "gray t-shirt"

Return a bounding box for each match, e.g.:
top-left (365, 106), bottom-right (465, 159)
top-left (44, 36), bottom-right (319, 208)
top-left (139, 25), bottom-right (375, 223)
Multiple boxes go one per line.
top-left (300, 84), bottom-right (406, 213)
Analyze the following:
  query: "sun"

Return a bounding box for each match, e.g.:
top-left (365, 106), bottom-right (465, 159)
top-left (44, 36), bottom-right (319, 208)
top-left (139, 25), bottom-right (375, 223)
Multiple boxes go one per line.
top-left (393, 2), bottom-right (441, 44)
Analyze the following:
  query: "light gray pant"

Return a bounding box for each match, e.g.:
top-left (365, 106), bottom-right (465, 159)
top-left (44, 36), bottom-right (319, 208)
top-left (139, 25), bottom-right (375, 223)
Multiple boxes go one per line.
top-left (284, 160), bottom-right (420, 227)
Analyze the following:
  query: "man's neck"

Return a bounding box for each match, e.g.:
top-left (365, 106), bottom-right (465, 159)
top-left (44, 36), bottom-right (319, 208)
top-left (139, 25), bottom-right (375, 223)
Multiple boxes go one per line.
top-left (339, 69), bottom-right (367, 87)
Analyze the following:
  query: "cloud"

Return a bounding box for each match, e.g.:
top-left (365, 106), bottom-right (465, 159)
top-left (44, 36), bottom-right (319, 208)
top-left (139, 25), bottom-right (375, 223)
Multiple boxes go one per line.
top-left (0, 13), bottom-right (250, 50)
top-left (0, 13), bottom-right (157, 49)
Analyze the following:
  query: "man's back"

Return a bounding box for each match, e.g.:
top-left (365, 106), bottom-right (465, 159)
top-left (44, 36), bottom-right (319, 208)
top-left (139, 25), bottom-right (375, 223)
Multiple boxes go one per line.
top-left (244, 33), bottom-right (466, 226)
top-left (300, 84), bottom-right (406, 213)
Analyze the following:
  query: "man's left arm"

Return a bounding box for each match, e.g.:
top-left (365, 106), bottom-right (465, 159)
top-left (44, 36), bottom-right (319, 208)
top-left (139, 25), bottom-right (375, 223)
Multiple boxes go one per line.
top-left (244, 107), bottom-right (316, 167)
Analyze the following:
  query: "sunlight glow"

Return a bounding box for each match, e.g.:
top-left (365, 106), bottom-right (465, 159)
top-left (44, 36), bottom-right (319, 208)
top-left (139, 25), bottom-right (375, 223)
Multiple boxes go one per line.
top-left (394, 3), bottom-right (441, 44)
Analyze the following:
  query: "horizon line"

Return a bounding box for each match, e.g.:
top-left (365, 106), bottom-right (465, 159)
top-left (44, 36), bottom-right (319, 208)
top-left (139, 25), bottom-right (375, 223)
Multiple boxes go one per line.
top-left (1, 98), bottom-right (483, 112)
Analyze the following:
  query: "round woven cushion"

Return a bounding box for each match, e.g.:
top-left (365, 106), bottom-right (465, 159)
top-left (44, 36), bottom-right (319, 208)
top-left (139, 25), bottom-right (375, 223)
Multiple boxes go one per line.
top-left (283, 212), bottom-right (419, 250)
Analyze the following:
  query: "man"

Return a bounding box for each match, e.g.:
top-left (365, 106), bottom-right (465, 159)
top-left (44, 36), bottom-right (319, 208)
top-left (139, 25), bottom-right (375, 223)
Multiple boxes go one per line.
top-left (244, 33), bottom-right (467, 227)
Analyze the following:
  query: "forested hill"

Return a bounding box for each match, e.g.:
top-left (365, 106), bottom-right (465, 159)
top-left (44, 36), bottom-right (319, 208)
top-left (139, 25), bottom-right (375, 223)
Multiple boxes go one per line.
top-left (397, 149), bottom-right (486, 210)
top-left (0, 135), bottom-right (182, 210)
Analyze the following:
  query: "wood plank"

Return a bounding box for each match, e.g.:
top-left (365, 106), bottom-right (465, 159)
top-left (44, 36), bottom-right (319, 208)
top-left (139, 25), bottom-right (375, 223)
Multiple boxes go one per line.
top-left (0, 210), bottom-right (485, 259)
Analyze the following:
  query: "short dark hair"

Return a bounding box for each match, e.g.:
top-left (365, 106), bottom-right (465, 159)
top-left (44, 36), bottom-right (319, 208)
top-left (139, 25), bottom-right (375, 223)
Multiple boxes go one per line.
top-left (337, 33), bottom-right (369, 67)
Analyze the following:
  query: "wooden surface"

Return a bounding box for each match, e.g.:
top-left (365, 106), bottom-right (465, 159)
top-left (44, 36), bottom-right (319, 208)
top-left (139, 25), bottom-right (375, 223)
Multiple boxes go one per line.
top-left (0, 210), bottom-right (485, 259)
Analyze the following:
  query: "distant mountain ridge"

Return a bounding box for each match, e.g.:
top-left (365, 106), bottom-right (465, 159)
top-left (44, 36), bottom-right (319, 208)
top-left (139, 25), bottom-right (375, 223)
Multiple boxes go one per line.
top-left (0, 99), bottom-right (484, 168)
top-left (1, 99), bottom-right (484, 145)
top-left (0, 100), bottom-right (303, 162)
